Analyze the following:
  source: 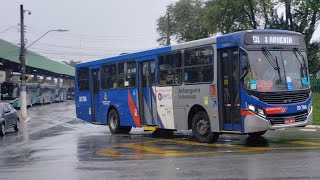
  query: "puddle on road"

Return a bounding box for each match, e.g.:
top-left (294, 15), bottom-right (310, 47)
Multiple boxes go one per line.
top-left (94, 136), bottom-right (320, 158)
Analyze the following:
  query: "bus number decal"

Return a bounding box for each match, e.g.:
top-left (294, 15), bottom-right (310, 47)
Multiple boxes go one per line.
top-left (297, 105), bottom-right (307, 111)
top-left (79, 96), bottom-right (87, 102)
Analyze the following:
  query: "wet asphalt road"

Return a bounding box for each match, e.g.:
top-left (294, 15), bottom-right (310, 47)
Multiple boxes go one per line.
top-left (0, 101), bottom-right (320, 180)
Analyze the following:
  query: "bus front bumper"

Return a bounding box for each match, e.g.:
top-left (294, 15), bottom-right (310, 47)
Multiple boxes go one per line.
top-left (244, 107), bottom-right (313, 133)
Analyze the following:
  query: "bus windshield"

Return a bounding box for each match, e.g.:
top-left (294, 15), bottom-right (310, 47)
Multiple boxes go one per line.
top-left (1, 83), bottom-right (19, 100)
top-left (243, 50), bottom-right (310, 92)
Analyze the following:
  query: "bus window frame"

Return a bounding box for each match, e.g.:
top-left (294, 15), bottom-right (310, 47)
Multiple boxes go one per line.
top-left (183, 45), bottom-right (214, 85)
top-left (77, 67), bottom-right (90, 92)
top-left (101, 59), bottom-right (137, 90)
top-left (157, 51), bottom-right (183, 87)
top-left (117, 60), bottom-right (137, 89)
top-left (101, 63), bottom-right (117, 90)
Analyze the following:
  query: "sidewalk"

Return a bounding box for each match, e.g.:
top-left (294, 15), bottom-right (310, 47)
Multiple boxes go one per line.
top-left (305, 125), bottom-right (320, 128)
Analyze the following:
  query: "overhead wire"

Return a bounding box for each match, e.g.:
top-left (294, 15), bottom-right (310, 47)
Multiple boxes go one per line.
top-left (0, 24), bottom-right (19, 35)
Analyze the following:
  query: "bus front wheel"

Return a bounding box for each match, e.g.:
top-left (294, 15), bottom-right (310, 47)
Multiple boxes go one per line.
top-left (192, 112), bottom-right (219, 143)
top-left (108, 109), bottom-right (132, 134)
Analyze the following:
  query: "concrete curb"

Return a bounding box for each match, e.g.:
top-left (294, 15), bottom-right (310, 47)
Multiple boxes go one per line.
top-left (305, 125), bottom-right (319, 129)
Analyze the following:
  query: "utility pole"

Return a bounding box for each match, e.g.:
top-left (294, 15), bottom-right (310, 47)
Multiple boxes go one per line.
top-left (19, 4), bottom-right (28, 121)
top-left (166, 12), bottom-right (171, 46)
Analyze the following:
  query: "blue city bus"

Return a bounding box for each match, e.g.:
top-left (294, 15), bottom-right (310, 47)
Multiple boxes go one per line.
top-left (75, 30), bottom-right (313, 143)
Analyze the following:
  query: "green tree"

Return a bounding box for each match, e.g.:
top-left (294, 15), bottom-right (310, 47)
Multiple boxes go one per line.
top-left (156, 0), bottom-right (209, 44)
top-left (62, 60), bottom-right (81, 67)
top-left (203, 0), bottom-right (256, 34)
top-left (307, 41), bottom-right (320, 76)
top-left (269, 0), bottom-right (320, 46)
top-left (158, 0), bottom-right (320, 45)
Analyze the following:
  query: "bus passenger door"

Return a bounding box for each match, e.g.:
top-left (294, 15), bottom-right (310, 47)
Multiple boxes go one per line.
top-left (90, 68), bottom-right (100, 122)
top-left (218, 47), bottom-right (241, 131)
top-left (138, 60), bottom-right (157, 126)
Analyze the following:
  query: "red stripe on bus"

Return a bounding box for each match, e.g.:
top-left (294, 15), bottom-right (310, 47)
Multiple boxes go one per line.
top-left (240, 109), bottom-right (255, 116)
top-left (128, 90), bottom-right (140, 127)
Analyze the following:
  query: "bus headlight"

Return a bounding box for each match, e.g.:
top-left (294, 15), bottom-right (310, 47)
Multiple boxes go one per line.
top-left (247, 103), bottom-right (266, 118)
top-left (248, 104), bottom-right (255, 112)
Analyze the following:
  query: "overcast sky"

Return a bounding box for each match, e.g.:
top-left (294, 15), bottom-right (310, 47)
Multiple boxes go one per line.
top-left (0, 0), bottom-right (319, 63)
top-left (0, 0), bottom-right (179, 62)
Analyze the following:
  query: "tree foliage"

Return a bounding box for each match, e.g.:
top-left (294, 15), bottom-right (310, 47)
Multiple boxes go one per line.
top-left (157, 0), bottom-right (209, 44)
top-left (157, 0), bottom-right (320, 44)
top-left (307, 41), bottom-right (320, 75)
top-left (62, 60), bottom-right (81, 68)
top-left (156, 0), bottom-right (320, 72)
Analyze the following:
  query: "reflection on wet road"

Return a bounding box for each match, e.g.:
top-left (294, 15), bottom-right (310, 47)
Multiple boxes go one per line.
top-left (0, 101), bottom-right (319, 180)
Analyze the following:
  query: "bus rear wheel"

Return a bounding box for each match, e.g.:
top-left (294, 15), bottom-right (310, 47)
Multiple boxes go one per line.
top-left (108, 109), bottom-right (132, 134)
top-left (192, 112), bottom-right (219, 143)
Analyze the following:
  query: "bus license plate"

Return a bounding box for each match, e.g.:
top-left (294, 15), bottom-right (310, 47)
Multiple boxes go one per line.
top-left (284, 118), bottom-right (295, 124)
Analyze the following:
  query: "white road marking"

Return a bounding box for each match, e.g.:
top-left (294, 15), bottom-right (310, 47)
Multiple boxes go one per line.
top-left (299, 129), bottom-right (317, 132)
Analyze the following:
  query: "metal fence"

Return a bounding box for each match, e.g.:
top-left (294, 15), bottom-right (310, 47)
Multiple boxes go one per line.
top-left (311, 78), bottom-right (320, 92)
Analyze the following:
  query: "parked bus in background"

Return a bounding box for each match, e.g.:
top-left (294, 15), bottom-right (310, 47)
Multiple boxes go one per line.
top-left (54, 86), bottom-right (67, 102)
top-left (37, 84), bottom-right (56, 105)
top-left (75, 30), bottom-right (312, 143)
top-left (0, 82), bottom-right (40, 108)
top-left (67, 87), bottom-right (75, 100)
top-left (0, 82), bottom-right (19, 106)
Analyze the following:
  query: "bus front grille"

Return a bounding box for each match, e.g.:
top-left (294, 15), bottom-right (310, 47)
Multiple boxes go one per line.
top-left (268, 111), bottom-right (308, 125)
top-left (259, 90), bottom-right (310, 104)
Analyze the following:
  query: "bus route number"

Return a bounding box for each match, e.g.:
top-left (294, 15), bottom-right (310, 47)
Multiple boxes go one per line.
top-left (252, 36), bottom-right (260, 43)
top-left (297, 105), bottom-right (307, 111)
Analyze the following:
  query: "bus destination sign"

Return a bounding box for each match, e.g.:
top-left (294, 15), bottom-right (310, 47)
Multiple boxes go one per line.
top-left (245, 33), bottom-right (301, 46)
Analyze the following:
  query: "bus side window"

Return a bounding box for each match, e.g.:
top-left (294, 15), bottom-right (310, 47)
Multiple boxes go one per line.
top-left (118, 62), bottom-right (125, 88)
top-left (126, 61), bottom-right (136, 87)
top-left (117, 60), bottom-right (136, 88)
top-left (101, 64), bottom-right (117, 89)
top-left (184, 47), bottom-right (213, 84)
top-left (77, 68), bottom-right (89, 91)
top-left (158, 52), bottom-right (182, 86)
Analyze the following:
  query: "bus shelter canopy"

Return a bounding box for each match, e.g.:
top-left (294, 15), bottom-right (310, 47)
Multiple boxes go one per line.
top-left (0, 39), bottom-right (74, 79)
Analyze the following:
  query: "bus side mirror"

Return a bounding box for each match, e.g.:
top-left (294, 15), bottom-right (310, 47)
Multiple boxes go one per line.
top-left (242, 57), bottom-right (249, 71)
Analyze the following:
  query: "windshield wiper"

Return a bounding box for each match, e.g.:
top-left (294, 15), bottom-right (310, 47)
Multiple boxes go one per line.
top-left (293, 48), bottom-right (308, 71)
top-left (262, 46), bottom-right (282, 82)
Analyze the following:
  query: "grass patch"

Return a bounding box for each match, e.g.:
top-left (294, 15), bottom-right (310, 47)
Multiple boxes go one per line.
top-left (312, 93), bottom-right (320, 125)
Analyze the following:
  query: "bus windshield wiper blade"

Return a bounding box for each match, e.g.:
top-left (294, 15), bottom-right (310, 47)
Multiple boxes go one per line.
top-left (262, 47), bottom-right (280, 70)
top-left (262, 47), bottom-right (282, 82)
top-left (293, 48), bottom-right (308, 70)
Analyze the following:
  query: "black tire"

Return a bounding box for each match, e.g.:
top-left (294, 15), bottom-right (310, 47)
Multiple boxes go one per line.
top-left (192, 112), bottom-right (219, 143)
top-left (248, 131), bottom-right (267, 138)
top-left (108, 109), bottom-right (121, 134)
top-left (119, 126), bottom-right (132, 134)
top-left (14, 119), bottom-right (20, 132)
top-left (0, 123), bottom-right (5, 136)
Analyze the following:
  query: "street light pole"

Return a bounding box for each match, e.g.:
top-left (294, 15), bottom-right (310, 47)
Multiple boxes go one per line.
top-left (26, 29), bottom-right (68, 49)
top-left (19, 4), bottom-right (28, 121)
top-left (19, 4), bottom-right (68, 121)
